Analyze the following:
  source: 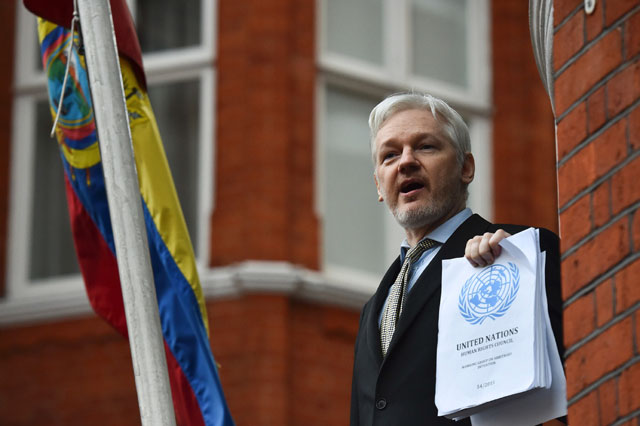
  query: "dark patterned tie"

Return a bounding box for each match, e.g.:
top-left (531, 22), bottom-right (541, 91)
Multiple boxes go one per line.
top-left (380, 238), bottom-right (437, 357)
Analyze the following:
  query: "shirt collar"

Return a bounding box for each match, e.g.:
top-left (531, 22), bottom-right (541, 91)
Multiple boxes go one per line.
top-left (400, 208), bottom-right (473, 259)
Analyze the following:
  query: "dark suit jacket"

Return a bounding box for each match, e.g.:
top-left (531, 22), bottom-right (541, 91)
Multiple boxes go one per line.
top-left (350, 214), bottom-right (564, 426)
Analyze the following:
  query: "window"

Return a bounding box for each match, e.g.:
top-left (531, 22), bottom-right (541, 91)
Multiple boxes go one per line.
top-left (318, 0), bottom-right (491, 288)
top-left (4, 0), bottom-right (215, 312)
top-left (322, 86), bottom-right (389, 278)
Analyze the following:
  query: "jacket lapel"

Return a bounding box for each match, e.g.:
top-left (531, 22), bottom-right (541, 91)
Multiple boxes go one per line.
top-left (364, 257), bottom-right (401, 367)
top-left (384, 214), bottom-right (492, 357)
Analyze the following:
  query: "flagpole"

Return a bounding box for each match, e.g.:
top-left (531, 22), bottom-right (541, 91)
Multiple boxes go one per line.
top-left (75, 1), bottom-right (176, 424)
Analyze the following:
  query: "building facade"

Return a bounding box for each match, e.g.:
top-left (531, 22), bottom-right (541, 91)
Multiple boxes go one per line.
top-left (0, 0), bottom-right (570, 424)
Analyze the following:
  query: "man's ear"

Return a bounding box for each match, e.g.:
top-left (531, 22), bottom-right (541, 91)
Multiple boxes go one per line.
top-left (374, 173), bottom-right (383, 202)
top-left (461, 153), bottom-right (475, 185)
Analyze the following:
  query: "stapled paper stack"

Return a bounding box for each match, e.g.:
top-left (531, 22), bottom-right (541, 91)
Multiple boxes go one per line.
top-left (435, 228), bottom-right (566, 425)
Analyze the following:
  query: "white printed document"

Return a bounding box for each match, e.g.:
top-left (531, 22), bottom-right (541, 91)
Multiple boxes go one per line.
top-left (435, 228), bottom-right (566, 424)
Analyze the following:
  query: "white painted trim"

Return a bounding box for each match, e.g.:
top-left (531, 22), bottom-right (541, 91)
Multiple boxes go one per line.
top-left (6, 96), bottom-right (37, 300)
top-left (320, 55), bottom-right (489, 113)
top-left (467, 0), bottom-right (491, 107)
top-left (384, 0), bottom-right (407, 80)
top-left (203, 0), bottom-right (216, 61)
top-left (13, 5), bottom-right (43, 90)
top-left (397, 0), bottom-right (410, 80)
top-left (0, 261), bottom-right (371, 326)
top-left (467, 116), bottom-right (493, 221)
top-left (13, 74), bottom-right (47, 95)
top-left (384, 210), bottom-right (406, 263)
top-left (142, 47), bottom-right (214, 80)
top-left (321, 53), bottom-right (394, 88)
top-left (321, 68), bottom-right (395, 101)
top-left (403, 73), bottom-right (489, 114)
top-left (197, 67), bottom-right (214, 268)
top-left (313, 75), bottom-right (326, 223)
top-left (315, 0), bottom-right (326, 63)
top-left (0, 285), bottom-right (91, 326)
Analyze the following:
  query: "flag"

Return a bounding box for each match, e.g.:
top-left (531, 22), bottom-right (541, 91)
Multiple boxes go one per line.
top-left (25, 1), bottom-right (234, 424)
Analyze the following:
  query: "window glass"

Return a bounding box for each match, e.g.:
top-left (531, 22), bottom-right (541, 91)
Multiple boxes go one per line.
top-left (324, 0), bottom-right (384, 65)
top-left (411, 0), bottom-right (468, 87)
top-left (29, 100), bottom-right (80, 280)
top-left (323, 85), bottom-right (388, 275)
top-left (135, 0), bottom-right (200, 53)
top-left (147, 79), bottom-right (201, 255)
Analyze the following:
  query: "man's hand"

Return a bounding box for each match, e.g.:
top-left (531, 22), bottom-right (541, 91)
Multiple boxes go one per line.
top-left (464, 229), bottom-right (511, 267)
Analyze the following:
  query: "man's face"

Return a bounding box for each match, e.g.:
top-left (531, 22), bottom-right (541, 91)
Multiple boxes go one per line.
top-left (373, 108), bottom-right (474, 231)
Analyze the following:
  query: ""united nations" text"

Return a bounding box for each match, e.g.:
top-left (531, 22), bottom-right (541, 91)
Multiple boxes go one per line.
top-left (455, 327), bottom-right (519, 351)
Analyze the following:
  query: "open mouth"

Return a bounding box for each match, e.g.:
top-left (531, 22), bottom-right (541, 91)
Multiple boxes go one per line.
top-left (400, 181), bottom-right (425, 194)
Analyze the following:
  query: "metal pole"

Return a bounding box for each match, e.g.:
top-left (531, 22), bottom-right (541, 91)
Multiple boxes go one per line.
top-left (76, 1), bottom-right (176, 424)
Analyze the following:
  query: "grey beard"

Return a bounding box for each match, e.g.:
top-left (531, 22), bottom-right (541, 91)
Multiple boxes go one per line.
top-left (392, 188), bottom-right (463, 230)
top-left (393, 204), bottom-right (445, 229)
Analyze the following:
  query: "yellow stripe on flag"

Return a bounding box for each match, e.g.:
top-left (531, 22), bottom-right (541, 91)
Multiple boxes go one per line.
top-left (121, 60), bottom-right (210, 334)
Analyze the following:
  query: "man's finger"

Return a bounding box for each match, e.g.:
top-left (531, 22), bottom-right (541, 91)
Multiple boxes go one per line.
top-left (465, 237), bottom-right (482, 266)
top-left (477, 234), bottom-right (494, 265)
top-left (488, 229), bottom-right (511, 258)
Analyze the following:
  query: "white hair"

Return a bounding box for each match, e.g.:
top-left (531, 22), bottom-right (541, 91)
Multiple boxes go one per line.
top-left (368, 92), bottom-right (471, 164)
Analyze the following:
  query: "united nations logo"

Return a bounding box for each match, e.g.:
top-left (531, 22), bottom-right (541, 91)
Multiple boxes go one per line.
top-left (458, 263), bottom-right (520, 325)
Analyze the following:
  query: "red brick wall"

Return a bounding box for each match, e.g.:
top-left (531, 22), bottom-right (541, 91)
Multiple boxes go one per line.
top-left (0, 297), bottom-right (360, 426)
top-left (0, 0), bottom-right (16, 297)
top-left (554, 0), bottom-right (640, 424)
top-left (492, 0), bottom-right (558, 232)
top-left (0, 1), bottom-right (588, 425)
top-left (211, 0), bottom-right (318, 270)
top-left (0, 315), bottom-right (139, 425)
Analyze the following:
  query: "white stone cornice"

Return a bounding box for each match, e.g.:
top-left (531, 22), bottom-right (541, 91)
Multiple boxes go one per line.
top-left (0, 261), bottom-right (373, 327)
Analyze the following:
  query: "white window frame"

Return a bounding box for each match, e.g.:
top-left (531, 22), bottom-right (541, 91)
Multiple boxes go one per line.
top-left (316, 0), bottom-right (492, 292)
top-left (2, 1), bottom-right (216, 321)
top-left (319, 0), bottom-right (490, 110)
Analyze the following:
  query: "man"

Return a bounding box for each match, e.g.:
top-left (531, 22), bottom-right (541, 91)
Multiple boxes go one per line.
top-left (350, 93), bottom-right (564, 425)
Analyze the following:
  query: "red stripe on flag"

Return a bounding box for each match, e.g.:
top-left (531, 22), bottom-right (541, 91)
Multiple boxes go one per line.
top-left (165, 343), bottom-right (206, 426)
top-left (65, 174), bottom-right (206, 425)
top-left (64, 173), bottom-right (127, 335)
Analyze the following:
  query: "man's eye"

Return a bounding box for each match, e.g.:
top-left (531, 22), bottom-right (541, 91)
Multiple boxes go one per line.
top-left (382, 152), bottom-right (397, 162)
top-left (419, 144), bottom-right (434, 150)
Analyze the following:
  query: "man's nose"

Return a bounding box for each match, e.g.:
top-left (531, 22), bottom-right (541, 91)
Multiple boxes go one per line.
top-left (398, 148), bottom-right (419, 172)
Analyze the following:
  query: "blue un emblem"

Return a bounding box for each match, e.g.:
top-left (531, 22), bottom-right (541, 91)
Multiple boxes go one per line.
top-left (458, 263), bottom-right (520, 325)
